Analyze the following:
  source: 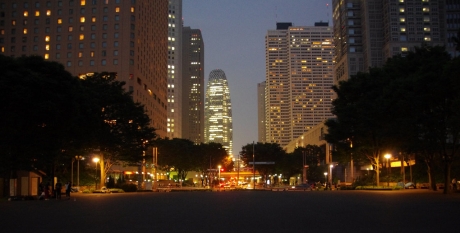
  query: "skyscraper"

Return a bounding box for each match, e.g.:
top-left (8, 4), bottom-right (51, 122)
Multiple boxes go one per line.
top-left (265, 22), bottom-right (334, 147)
top-left (257, 81), bottom-right (266, 143)
top-left (0, 0), bottom-right (169, 138)
top-left (167, 0), bottom-right (183, 138)
top-left (182, 27), bottom-right (204, 144)
top-left (333, 0), bottom-right (460, 83)
top-left (204, 69), bottom-right (233, 155)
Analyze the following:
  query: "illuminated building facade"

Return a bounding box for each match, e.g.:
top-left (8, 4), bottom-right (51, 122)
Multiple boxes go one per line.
top-left (333, 0), bottom-right (459, 83)
top-left (167, 0), bottom-right (182, 138)
top-left (0, 0), bottom-right (169, 138)
top-left (265, 22), bottom-right (334, 147)
top-left (182, 27), bottom-right (204, 144)
top-left (204, 69), bottom-right (233, 155)
top-left (257, 81), bottom-right (266, 143)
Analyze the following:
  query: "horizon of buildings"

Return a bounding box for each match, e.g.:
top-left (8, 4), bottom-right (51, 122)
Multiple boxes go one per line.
top-left (204, 69), bottom-right (233, 156)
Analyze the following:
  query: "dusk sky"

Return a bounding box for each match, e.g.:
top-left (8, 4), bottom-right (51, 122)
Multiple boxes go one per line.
top-left (183, 0), bottom-right (333, 156)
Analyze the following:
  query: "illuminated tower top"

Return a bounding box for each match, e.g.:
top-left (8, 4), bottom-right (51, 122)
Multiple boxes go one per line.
top-left (204, 69), bottom-right (233, 156)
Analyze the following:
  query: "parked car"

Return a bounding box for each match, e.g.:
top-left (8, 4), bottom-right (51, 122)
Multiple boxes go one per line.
top-left (93, 186), bottom-right (111, 193)
top-left (404, 182), bottom-right (416, 189)
top-left (288, 183), bottom-right (312, 191)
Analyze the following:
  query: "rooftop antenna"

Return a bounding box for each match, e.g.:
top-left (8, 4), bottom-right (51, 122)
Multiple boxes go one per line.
top-left (326, 3), bottom-right (330, 23)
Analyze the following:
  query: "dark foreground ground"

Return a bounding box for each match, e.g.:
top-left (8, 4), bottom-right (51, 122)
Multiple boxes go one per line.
top-left (1, 189), bottom-right (459, 233)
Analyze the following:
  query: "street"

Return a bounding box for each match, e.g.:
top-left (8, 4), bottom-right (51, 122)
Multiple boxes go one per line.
top-left (1, 189), bottom-right (458, 233)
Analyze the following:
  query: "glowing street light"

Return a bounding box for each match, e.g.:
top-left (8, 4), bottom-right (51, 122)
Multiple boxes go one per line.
top-left (93, 157), bottom-right (100, 189)
top-left (384, 154), bottom-right (391, 187)
top-left (324, 172), bottom-right (328, 187)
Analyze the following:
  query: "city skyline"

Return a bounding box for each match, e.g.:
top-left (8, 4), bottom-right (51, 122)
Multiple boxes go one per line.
top-left (183, 0), bottom-right (333, 155)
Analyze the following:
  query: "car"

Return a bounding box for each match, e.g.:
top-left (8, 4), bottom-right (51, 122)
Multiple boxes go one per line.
top-left (404, 182), bottom-right (416, 189)
top-left (288, 183), bottom-right (312, 191)
top-left (93, 186), bottom-right (111, 193)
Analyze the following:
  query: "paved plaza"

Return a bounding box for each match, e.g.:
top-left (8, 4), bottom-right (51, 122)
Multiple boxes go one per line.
top-left (1, 189), bottom-right (459, 233)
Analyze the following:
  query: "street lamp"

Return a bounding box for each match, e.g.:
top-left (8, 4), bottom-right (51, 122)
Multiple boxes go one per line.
top-left (329, 164), bottom-right (333, 185)
top-left (93, 157), bottom-right (100, 190)
top-left (218, 165), bottom-right (221, 184)
top-left (324, 172), bottom-right (328, 188)
top-left (75, 155), bottom-right (84, 189)
top-left (384, 154), bottom-right (391, 187)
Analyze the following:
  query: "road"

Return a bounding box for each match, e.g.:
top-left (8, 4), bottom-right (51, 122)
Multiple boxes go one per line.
top-left (1, 189), bottom-right (458, 233)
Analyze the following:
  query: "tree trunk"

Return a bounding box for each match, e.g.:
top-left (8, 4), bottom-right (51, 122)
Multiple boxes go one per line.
top-left (99, 154), bottom-right (105, 189)
top-left (443, 160), bottom-right (451, 195)
top-left (426, 161), bottom-right (437, 191)
top-left (375, 159), bottom-right (380, 186)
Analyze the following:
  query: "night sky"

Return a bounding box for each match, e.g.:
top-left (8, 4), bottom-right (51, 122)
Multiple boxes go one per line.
top-left (183, 0), bottom-right (333, 155)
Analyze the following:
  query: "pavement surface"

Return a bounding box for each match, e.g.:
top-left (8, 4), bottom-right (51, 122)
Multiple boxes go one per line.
top-left (1, 189), bottom-right (459, 233)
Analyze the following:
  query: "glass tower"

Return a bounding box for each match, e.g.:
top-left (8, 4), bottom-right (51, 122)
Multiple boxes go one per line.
top-left (204, 69), bottom-right (233, 156)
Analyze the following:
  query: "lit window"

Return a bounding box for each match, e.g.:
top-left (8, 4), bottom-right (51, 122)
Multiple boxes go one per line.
top-left (35, 11), bottom-right (40, 16)
top-left (44, 54), bottom-right (49, 59)
top-left (92, 17), bottom-right (96, 22)
top-left (45, 36), bottom-right (50, 42)
top-left (12, 20), bottom-right (16, 26)
top-left (115, 7), bottom-right (120, 12)
top-left (46, 10), bottom-right (51, 16)
top-left (401, 47), bottom-right (408, 52)
top-left (80, 17), bottom-right (85, 23)
top-left (69, 26), bottom-right (73, 32)
top-left (400, 18), bottom-right (405, 22)
top-left (79, 34), bottom-right (84, 40)
top-left (424, 27), bottom-right (430, 32)
top-left (90, 51), bottom-right (95, 57)
top-left (23, 29), bottom-right (28, 34)
top-left (81, 0), bottom-right (86, 6)
top-left (58, 18), bottom-right (62, 24)
top-left (24, 11), bottom-right (28, 17)
top-left (400, 27), bottom-right (406, 32)
top-left (424, 36), bottom-right (431, 41)
top-left (423, 8), bottom-right (429, 12)
top-left (400, 8), bottom-right (404, 13)
top-left (131, 7), bottom-right (134, 13)
top-left (78, 52), bottom-right (83, 57)
top-left (1, 47), bottom-right (4, 52)
top-left (45, 44), bottom-right (50, 50)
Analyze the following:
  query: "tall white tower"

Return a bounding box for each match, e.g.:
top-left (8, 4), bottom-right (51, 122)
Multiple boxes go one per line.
top-left (167, 0), bottom-right (183, 138)
top-left (204, 69), bottom-right (233, 156)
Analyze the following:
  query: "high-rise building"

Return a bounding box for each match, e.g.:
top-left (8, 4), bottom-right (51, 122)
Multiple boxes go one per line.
top-left (265, 22), bottom-right (334, 147)
top-left (167, 0), bottom-right (183, 138)
top-left (0, 0), bottom-right (169, 138)
top-left (333, 0), bottom-right (460, 83)
top-left (182, 27), bottom-right (204, 144)
top-left (204, 69), bottom-right (233, 155)
top-left (257, 81), bottom-right (266, 143)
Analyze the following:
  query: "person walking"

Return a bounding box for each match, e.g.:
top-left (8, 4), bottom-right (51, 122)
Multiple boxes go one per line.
top-left (65, 181), bottom-right (72, 199)
top-left (55, 181), bottom-right (62, 199)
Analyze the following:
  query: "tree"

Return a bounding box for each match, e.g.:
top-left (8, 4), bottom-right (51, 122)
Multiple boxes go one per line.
top-left (239, 142), bottom-right (286, 184)
top-left (0, 56), bottom-right (156, 192)
top-left (326, 67), bottom-right (394, 186)
top-left (75, 72), bottom-right (157, 188)
top-left (326, 45), bottom-right (460, 193)
top-left (0, 55), bottom-right (81, 180)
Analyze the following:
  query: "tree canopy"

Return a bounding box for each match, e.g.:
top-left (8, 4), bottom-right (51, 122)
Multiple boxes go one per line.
top-left (325, 45), bottom-right (460, 193)
top-left (0, 55), bottom-right (156, 181)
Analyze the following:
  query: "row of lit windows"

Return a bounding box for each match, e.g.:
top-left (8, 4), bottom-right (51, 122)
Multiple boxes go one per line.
top-left (6, 14), bottom-right (133, 26)
top-left (0, 0), bottom-right (128, 9)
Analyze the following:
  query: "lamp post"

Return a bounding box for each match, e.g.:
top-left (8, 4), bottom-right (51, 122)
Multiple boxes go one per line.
top-left (324, 172), bottom-right (328, 188)
top-left (93, 157), bottom-right (100, 190)
top-left (329, 164), bottom-right (333, 188)
top-left (75, 155), bottom-right (84, 188)
top-left (218, 165), bottom-right (221, 185)
top-left (384, 154), bottom-right (391, 187)
top-left (71, 158), bottom-right (75, 187)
